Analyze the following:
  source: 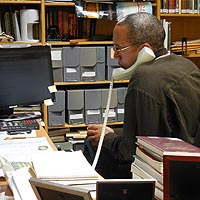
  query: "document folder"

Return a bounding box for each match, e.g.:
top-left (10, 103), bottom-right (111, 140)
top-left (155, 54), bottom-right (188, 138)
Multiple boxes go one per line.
top-left (117, 87), bottom-right (127, 122)
top-left (85, 89), bottom-right (102, 124)
top-left (80, 47), bottom-right (105, 82)
top-left (106, 46), bottom-right (120, 80)
top-left (66, 90), bottom-right (84, 124)
top-left (62, 47), bottom-right (80, 82)
top-left (101, 88), bottom-right (118, 122)
top-left (48, 90), bottom-right (65, 126)
top-left (51, 47), bottom-right (63, 82)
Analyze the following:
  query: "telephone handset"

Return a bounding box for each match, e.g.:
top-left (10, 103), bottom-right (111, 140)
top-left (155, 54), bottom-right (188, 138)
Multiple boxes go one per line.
top-left (112, 46), bottom-right (156, 81)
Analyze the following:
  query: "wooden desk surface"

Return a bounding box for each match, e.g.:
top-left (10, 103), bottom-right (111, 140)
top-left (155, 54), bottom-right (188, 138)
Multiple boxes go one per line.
top-left (0, 124), bottom-right (57, 196)
top-left (36, 125), bottom-right (57, 151)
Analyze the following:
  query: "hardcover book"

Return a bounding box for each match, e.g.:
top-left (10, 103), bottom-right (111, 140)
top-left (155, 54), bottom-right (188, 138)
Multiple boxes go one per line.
top-left (133, 155), bottom-right (163, 185)
top-left (136, 146), bottom-right (163, 173)
top-left (130, 165), bottom-right (163, 200)
top-left (136, 136), bottom-right (200, 160)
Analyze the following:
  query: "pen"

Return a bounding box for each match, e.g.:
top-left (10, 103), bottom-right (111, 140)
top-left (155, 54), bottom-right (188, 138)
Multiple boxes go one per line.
top-left (5, 137), bottom-right (27, 140)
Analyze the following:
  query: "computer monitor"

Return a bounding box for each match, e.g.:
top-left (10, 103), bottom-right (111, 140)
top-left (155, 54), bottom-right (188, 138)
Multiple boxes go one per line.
top-left (163, 152), bottom-right (200, 200)
top-left (96, 179), bottom-right (155, 200)
top-left (0, 45), bottom-right (54, 118)
top-left (29, 178), bottom-right (93, 200)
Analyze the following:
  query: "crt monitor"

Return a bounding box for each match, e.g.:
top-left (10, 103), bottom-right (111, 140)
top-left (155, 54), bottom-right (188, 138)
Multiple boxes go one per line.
top-left (0, 45), bottom-right (54, 118)
top-left (163, 153), bottom-right (200, 200)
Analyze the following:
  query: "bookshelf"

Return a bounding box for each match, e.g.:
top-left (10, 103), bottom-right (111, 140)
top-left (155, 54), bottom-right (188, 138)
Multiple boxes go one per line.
top-left (0, 0), bottom-right (160, 44)
top-left (160, 1), bottom-right (200, 68)
top-left (0, 0), bottom-right (160, 135)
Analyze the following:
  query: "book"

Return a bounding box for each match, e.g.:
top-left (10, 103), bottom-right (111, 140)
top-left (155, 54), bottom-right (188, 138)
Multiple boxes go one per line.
top-left (31, 150), bottom-right (99, 180)
top-left (133, 155), bottom-right (163, 184)
top-left (12, 10), bottom-right (22, 41)
top-left (155, 186), bottom-right (163, 200)
top-left (50, 135), bottom-right (65, 143)
top-left (181, 0), bottom-right (187, 13)
top-left (62, 10), bottom-right (69, 40)
top-left (131, 164), bottom-right (162, 188)
top-left (168, 0), bottom-right (176, 13)
top-left (131, 162), bottom-right (163, 191)
top-left (131, 164), bottom-right (163, 200)
top-left (136, 146), bottom-right (163, 173)
top-left (136, 136), bottom-right (200, 160)
top-left (161, 0), bottom-right (169, 13)
top-left (57, 10), bottom-right (63, 40)
top-left (131, 163), bottom-right (163, 191)
top-left (4, 11), bottom-right (11, 36)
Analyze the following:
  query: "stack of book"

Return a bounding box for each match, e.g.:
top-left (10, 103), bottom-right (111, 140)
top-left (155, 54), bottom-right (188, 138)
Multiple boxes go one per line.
top-left (131, 136), bottom-right (200, 200)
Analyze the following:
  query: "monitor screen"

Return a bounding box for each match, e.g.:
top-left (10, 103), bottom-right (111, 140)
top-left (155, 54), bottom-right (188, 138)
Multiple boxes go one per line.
top-left (0, 45), bottom-right (54, 117)
top-left (163, 153), bottom-right (200, 200)
top-left (96, 179), bottom-right (155, 200)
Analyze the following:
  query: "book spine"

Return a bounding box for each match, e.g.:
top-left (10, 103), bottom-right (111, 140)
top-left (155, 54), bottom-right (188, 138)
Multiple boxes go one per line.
top-left (181, 0), bottom-right (187, 13)
top-left (162, 0), bottom-right (169, 13)
top-left (168, 0), bottom-right (176, 13)
top-left (57, 10), bottom-right (63, 40)
top-left (62, 11), bottom-right (69, 40)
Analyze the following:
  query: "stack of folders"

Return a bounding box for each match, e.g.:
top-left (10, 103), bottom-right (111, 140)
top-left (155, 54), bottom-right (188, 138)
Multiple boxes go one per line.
top-left (131, 136), bottom-right (200, 200)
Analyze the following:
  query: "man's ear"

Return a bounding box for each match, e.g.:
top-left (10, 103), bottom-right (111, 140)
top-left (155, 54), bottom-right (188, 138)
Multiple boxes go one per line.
top-left (139, 43), bottom-right (152, 50)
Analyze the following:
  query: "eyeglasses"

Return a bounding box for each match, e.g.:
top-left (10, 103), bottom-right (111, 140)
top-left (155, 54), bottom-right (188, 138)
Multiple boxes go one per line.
top-left (113, 44), bottom-right (135, 53)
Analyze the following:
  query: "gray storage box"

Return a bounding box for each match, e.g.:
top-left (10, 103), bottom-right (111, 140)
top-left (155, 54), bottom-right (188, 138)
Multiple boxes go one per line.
top-left (106, 46), bottom-right (120, 80)
top-left (66, 90), bottom-right (84, 124)
top-left (85, 89), bottom-right (102, 124)
top-left (51, 47), bottom-right (63, 82)
top-left (48, 90), bottom-right (65, 126)
top-left (80, 46), bottom-right (105, 82)
top-left (62, 47), bottom-right (80, 82)
top-left (117, 87), bottom-right (127, 122)
top-left (101, 88), bottom-right (118, 122)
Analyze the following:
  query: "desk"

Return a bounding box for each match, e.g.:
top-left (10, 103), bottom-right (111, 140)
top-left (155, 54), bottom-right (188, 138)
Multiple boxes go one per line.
top-left (35, 125), bottom-right (57, 151)
top-left (0, 124), bottom-right (57, 196)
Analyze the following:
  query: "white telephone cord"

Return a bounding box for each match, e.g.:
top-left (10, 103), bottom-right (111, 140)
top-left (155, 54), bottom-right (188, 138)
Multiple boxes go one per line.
top-left (92, 79), bottom-right (114, 169)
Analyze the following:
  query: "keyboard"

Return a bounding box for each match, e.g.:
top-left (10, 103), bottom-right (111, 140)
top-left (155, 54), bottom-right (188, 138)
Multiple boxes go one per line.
top-left (0, 119), bottom-right (40, 134)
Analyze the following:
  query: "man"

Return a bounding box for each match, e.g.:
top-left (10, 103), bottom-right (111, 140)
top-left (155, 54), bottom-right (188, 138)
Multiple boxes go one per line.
top-left (84, 12), bottom-right (200, 178)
